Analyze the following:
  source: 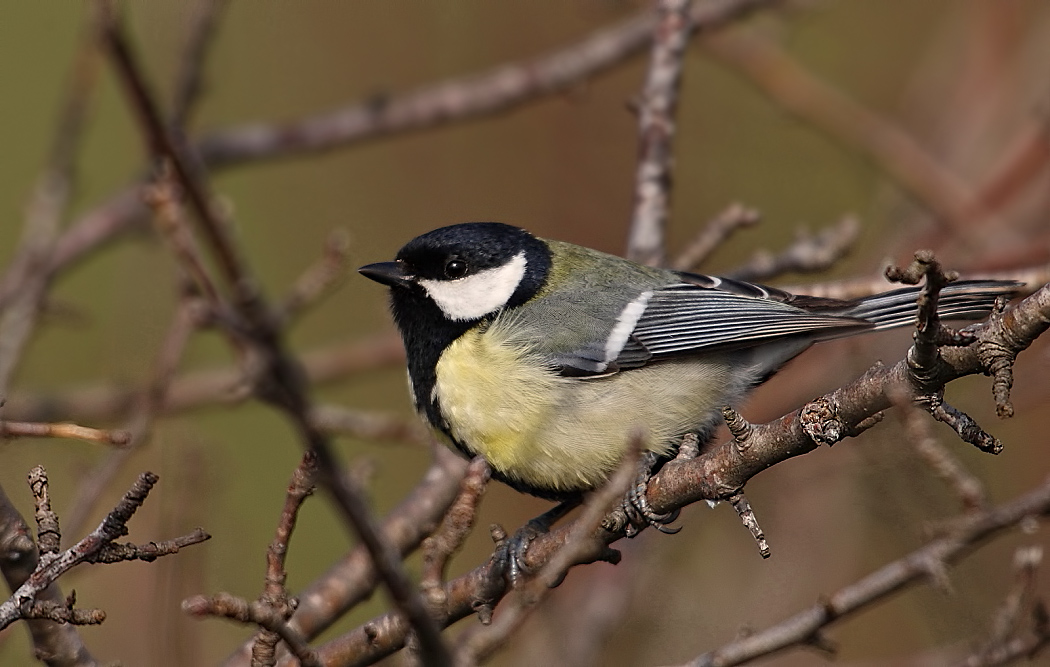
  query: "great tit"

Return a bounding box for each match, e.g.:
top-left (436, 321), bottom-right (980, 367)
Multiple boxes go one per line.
top-left (360, 222), bottom-right (1016, 503)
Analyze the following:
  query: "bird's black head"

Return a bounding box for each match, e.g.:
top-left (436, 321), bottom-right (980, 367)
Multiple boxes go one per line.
top-left (359, 222), bottom-right (552, 323)
top-left (358, 223), bottom-right (552, 423)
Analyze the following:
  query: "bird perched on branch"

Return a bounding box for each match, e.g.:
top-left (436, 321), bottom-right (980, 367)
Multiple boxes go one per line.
top-left (360, 222), bottom-right (1017, 531)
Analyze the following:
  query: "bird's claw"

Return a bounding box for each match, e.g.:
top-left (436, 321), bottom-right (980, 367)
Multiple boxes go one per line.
top-left (493, 519), bottom-right (545, 587)
top-left (623, 451), bottom-right (681, 537)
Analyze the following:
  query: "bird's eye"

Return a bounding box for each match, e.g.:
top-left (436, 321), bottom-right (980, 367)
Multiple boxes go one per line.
top-left (444, 258), bottom-right (468, 279)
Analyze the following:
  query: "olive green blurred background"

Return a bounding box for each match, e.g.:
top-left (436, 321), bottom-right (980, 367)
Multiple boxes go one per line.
top-left (1, 2), bottom-right (1048, 665)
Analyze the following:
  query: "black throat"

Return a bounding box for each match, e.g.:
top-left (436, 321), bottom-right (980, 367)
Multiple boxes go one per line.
top-left (390, 286), bottom-right (475, 430)
top-left (389, 230), bottom-right (552, 432)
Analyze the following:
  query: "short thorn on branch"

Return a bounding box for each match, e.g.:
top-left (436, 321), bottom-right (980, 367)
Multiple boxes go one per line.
top-left (18, 592), bottom-right (106, 626)
top-left (722, 405), bottom-right (753, 449)
top-left (727, 492), bottom-right (770, 559)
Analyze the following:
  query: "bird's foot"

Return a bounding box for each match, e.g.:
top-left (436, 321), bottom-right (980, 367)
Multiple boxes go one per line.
top-left (492, 499), bottom-right (580, 587)
top-left (622, 451), bottom-right (680, 537)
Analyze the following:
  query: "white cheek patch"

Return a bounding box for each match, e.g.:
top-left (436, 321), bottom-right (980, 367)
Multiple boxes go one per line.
top-left (418, 252), bottom-right (528, 321)
top-left (604, 290), bottom-right (653, 364)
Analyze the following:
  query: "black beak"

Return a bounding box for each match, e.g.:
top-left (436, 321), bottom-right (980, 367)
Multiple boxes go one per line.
top-left (359, 261), bottom-right (412, 288)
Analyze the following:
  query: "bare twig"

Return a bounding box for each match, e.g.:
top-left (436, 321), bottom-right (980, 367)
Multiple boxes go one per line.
top-left (145, 173), bottom-right (228, 314)
top-left (670, 203), bottom-right (761, 271)
top-left (0, 470), bottom-right (210, 631)
top-left (454, 437), bottom-right (641, 665)
top-left (183, 593), bottom-right (320, 667)
top-left (886, 252), bottom-right (1004, 454)
top-left (727, 216), bottom-right (860, 282)
top-left (276, 229), bottom-right (351, 324)
top-left (100, 8), bottom-right (452, 660)
top-left (170, 0), bottom-right (228, 128)
top-left (29, 467), bottom-right (61, 556)
top-left (627, 0), bottom-right (694, 267)
top-left (221, 446), bottom-right (468, 666)
top-left (18, 597), bottom-right (105, 627)
top-left (420, 458), bottom-right (490, 609)
top-left (0, 484), bottom-right (98, 667)
top-left (727, 491), bottom-right (769, 559)
top-left (250, 452), bottom-right (318, 666)
top-left (0, 19), bottom-right (100, 399)
top-left (681, 481), bottom-right (1050, 667)
top-left (703, 27), bottom-right (988, 232)
top-left (0, 420), bottom-right (129, 446)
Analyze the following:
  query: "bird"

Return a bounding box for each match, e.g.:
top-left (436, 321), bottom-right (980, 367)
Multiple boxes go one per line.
top-left (359, 222), bottom-right (1016, 525)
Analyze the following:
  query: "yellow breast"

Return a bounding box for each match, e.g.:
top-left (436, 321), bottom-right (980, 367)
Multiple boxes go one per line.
top-left (433, 316), bottom-right (735, 494)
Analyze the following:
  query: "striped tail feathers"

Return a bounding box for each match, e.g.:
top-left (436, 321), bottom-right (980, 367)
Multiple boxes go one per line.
top-left (839, 280), bottom-right (1022, 331)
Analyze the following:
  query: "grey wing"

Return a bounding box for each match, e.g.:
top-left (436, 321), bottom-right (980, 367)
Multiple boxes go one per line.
top-left (616, 282), bottom-right (871, 367)
top-left (552, 275), bottom-right (871, 376)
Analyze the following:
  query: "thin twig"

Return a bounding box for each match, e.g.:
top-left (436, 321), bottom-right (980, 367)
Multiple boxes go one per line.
top-left (0, 19), bottom-right (101, 399)
top-left (727, 216), bottom-right (860, 282)
top-left (454, 437), bottom-right (642, 665)
top-left (627, 0), bottom-right (694, 267)
top-left (170, 0), bottom-right (228, 129)
top-left (420, 458), bottom-right (490, 610)
top-left (276, 229), bottom-right (351, 324)
top-left (99, 8), bottom-right (452, 661)
top-left (703, 27), bottom-right (989, 232)
top-left (681, 482), bottom-right (1050, 667)
top-left (670, 203), bottom-right (761, 271)
top-left (221, 446), bottom-right (468, 666)
top-left (0, 487), bottom-right (97, 666)
top-left (0, 470), bottom-right (210, 631)
top-left (183, 593), bottom-right (320, 667)
top-left (251, 451), bottom-right (318, 666)
top-left (0, 420), bottom-right (130, 446)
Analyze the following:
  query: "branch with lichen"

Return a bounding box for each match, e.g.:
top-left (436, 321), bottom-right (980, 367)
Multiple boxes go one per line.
top-left (0, 467), bottom-right (210, 632)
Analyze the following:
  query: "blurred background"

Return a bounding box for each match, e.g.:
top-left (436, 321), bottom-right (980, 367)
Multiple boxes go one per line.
top-left (1, 1), bottom-right (1048, 665)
